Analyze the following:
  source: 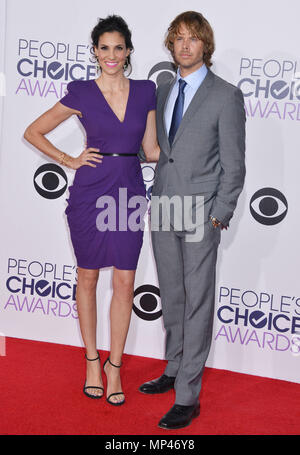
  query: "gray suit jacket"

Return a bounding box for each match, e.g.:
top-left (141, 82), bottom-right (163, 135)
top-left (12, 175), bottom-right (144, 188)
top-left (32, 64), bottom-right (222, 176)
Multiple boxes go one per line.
top-left (149, 68), bottom-right (246, 227)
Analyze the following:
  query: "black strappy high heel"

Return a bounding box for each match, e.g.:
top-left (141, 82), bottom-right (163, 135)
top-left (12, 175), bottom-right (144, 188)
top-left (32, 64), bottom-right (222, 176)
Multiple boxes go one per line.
top-left (103, 356), bottom-right (125, 406)
top-left (83, 352), bottom-right (104, 399)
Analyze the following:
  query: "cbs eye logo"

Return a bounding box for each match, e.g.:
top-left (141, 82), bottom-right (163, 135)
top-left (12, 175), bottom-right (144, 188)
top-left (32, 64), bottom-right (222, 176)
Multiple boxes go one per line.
top-left (148, 61), bottom-right (176, 86)
top-left (133, 284), bottom-right (162, 321)
top-left (34, 163), bottom-right (68, 199)
top-left (142, 165), bottom-right (156, 202)
top-left (250, 188), bottom-right (288, 225)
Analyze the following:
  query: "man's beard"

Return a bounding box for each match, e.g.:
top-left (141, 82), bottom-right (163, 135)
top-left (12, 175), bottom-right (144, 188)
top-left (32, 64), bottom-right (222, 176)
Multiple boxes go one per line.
top-left (173, 54), bottom-right (204, 70)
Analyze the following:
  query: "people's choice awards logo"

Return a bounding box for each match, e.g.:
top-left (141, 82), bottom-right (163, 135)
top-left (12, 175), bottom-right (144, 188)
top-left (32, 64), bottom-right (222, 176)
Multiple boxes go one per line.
top-left (238, 58), bottom-right (300, 121)
top-left (34, 163), bottom-right (68, 199)
top-left (250, 188), bottom-right (288, 225)
top-left (5, 258), bottom-right (78, 320)
top-left (215, 286), bottom-right (300, 356)
top-left (16, 39), bottom-right (97, 99)
top-left (133, 285), bottom-right (162, 321)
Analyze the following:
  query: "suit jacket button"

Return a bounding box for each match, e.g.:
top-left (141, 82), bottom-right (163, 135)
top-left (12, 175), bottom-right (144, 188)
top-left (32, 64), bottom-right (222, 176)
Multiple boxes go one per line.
top-left (169, 158), bottom-right (174, 163)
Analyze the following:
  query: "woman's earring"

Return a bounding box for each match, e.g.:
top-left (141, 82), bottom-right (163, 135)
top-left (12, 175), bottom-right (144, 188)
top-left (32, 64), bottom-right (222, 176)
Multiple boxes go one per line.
top-left (123, 57), bottom-right (129, 71)
top-left (95, 56), bottom-right (100, 73)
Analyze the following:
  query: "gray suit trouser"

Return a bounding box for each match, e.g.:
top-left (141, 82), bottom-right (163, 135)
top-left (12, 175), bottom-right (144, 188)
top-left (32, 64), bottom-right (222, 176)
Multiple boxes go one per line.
top-left (151, 209), bottom-right (220, 406)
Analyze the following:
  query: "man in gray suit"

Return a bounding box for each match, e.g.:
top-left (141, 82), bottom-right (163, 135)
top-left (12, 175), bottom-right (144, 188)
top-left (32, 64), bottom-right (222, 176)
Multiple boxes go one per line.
top-left (139, 11), bottom-right (246, 429)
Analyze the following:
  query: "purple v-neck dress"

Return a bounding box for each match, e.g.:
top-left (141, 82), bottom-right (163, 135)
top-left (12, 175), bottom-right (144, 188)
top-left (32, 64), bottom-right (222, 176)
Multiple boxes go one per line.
top-left (59, 78), bottom-right (156, 270)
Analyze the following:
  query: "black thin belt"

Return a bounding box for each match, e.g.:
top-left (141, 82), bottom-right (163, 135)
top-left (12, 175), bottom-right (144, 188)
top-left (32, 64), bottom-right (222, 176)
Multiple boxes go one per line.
top-left (93, 152), bottom-right (138, 156)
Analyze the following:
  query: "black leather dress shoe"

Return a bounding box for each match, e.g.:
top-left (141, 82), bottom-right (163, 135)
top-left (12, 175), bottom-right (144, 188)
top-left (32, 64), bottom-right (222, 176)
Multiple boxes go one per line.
top-left (158, 402), bottom-right (200, 429)
top-left (139, 374), bottom-right (175, 394)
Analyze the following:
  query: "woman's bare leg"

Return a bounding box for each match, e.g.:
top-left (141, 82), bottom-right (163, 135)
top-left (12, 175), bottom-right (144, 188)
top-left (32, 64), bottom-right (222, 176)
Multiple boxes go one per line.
top-left (76, 266), bottom-right (103, 397)
top-left (104, 267), bottom-right (135, 403)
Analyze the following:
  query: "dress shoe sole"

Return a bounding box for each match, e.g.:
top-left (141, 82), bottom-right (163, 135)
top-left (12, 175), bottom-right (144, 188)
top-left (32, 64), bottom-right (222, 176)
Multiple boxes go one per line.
top-left (158, 405), bottom-right (200, 430)
top-left (138, 385), bottom-right (174, 395)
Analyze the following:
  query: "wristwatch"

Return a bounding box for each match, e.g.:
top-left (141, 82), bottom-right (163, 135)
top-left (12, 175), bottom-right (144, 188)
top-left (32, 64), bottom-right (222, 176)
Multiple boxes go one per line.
top-left (210, 215), bottom-right (221, 228)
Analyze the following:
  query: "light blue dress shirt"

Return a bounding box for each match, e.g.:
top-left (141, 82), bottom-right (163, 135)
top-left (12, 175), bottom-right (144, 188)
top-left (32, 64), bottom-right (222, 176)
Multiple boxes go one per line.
top-left (164, 64), bottom-right (208, 134)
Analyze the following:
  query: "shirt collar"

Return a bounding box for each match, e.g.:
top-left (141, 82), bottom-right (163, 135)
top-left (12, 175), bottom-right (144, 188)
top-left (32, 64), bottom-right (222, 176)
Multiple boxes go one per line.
top-left (176, 64), bottom-right (208, 90)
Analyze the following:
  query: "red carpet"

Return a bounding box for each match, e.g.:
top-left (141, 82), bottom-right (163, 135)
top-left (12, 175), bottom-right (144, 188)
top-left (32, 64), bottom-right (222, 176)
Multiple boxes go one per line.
top-left (0, 337), bottom-right (299, 435)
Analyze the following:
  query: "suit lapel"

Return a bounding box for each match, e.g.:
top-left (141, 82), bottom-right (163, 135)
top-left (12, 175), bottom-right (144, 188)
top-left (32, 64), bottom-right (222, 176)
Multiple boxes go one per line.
top-left (171, 69), bottom-right (215, 148)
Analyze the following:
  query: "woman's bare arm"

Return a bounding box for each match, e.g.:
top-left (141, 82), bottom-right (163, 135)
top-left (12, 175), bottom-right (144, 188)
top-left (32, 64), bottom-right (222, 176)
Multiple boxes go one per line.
top-left (141, 110), bottom-right (160, 162)
top-left (24, 101), bottom-right (102, 169)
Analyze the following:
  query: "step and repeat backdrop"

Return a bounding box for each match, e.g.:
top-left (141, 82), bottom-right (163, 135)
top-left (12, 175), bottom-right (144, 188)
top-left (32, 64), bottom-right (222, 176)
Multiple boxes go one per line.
top-left (0, 0), bottom-right (299, 383)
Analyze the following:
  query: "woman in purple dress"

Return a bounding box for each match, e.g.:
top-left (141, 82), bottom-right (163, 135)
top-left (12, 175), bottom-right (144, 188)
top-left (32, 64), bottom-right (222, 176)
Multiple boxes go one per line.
top-left (24, 15), bottom-right (159, 406)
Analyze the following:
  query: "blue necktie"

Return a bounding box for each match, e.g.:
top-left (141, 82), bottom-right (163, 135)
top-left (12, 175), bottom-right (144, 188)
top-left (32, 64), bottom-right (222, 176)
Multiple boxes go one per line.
top-left (168, 79), bottom-right (187, 146)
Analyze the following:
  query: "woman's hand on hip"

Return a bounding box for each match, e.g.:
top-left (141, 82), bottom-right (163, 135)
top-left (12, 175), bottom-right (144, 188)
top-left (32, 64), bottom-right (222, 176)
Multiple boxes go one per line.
top-left (70, 147), bottom-right (103, 170)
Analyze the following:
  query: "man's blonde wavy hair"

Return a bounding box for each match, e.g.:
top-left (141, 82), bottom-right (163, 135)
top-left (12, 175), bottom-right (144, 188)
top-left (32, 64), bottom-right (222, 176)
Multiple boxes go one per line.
top-left (164, 11), bottom-right (215, 67)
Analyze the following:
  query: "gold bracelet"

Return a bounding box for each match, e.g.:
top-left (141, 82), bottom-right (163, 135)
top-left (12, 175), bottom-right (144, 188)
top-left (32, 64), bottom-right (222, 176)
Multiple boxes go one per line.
top-left (58, 151), bottom-right (71, 167)
top-left (61, 153), bottom-right (68, 166)
top-left (58, 151), bottom-right (65, 164)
